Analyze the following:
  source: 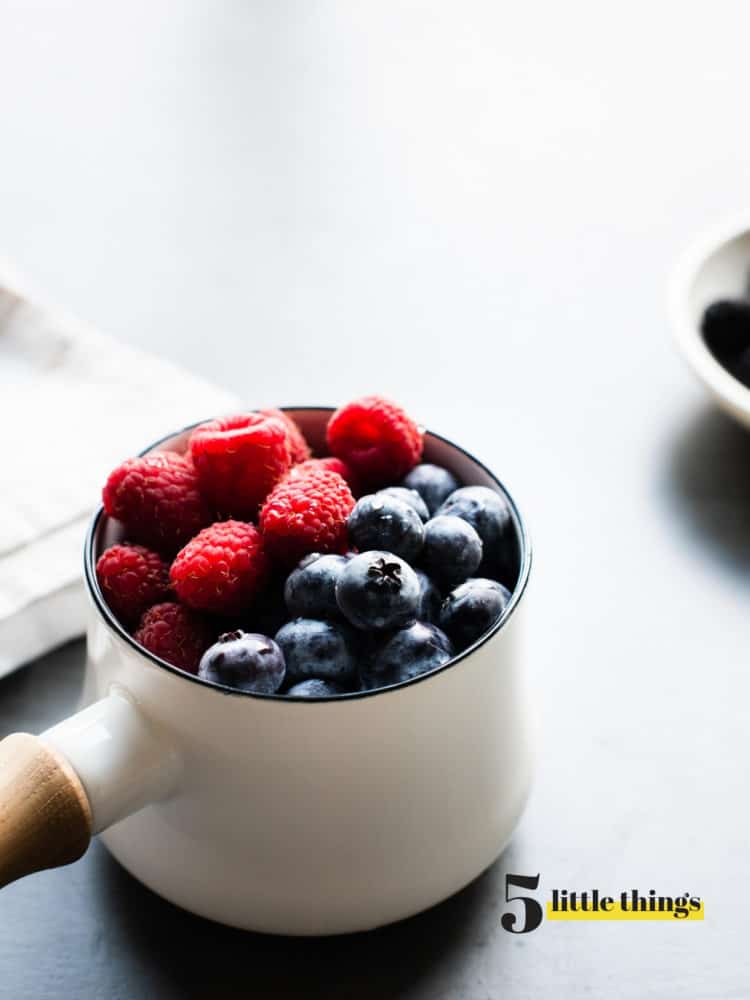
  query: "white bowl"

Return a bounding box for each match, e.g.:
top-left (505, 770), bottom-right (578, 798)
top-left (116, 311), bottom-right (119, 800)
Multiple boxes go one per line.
top-left (670, 220), bottom-right (750, 430)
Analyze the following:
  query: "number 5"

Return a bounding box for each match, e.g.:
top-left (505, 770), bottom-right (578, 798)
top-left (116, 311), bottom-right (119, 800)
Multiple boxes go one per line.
top-left (501, 873), bottom-right (543, 933)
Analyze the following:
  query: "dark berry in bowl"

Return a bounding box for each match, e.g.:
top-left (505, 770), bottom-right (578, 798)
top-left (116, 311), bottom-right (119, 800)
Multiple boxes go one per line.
top-left (414, 568), bottom-right (441, 623)
top-left (440, 578), bottom-right (511, 652)
top-left (347, 494), bottom-right (424, 563)
top-left (284, 553), bottom-right (350, 620)
top-left (361, 622), bottom-right (454, 690)
top-left (701, 299), bottom-right (750, 363)
top-left (700, 298), bottom-right (750, 389)
top-left (287, 678), bottom-right (348, 697)
top-left (198, 631), bottom-right (286, 694)
top-left (401, 463), bottom-right (460, 516)
top-left (437, 486), bottom-right (517, 586)
top-left (275, 618), bottom-right (358, 685)
top-left (420, 514), bottom-right (483, 586)
top-left (336, 551), bottom-right (420, 630)
top-left (246, 572), bottom-right (289, 637)
top-left (377, 486), bottom-right (429, 522)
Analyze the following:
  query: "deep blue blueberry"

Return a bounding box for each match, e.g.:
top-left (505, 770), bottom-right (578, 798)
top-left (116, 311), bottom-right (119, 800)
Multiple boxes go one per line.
top-left (198, 631), bottom-right (285, 694)
top-left (347, 494), bottom-right (424, 562)
top-left (437, 486), bottom-right (518, 586)
top-left (702, 299), bottom-right (750, 360)
top-left (246, 574), bottom-right (288, 637)
top-left (439, 578), bottom-right (511, 652)
top-left (284, 553), bottom-right (349, 620)
top-left (414, 568), bottom-right (441, 623)
top-left (701, 299), bottom-right (750, 388)
top-left (336, 551), bottom-right (420, 630)
top-left (274, 618), bottom-right (357, 685)
top-left (377, 486), bottom-right (429, 522)
top-left (401, 463), bottom-right (460, 516)
top-left (286, 678), bottom-right (347, 697)
top-left (360, 621), bottom-right (454, 689)
top-left (420, 514), bottom-right (482, 586)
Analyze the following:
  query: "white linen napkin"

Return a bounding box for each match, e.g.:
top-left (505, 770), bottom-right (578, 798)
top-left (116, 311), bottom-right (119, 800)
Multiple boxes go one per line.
top-left (0, 272), bottom-right (239, 677)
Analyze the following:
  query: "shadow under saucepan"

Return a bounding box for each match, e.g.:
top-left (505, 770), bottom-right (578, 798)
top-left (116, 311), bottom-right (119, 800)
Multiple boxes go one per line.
top-left (664, 402), bottom-right (750, 582)
top-left (92, 838), bottom-right (522, 1000)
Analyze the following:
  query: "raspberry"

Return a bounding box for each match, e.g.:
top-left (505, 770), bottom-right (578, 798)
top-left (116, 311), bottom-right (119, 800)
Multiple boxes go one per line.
top-left (259, 468), bottom-right (354, 566)
top-left (170, 520), bottom-right (270, 615)
top-left (326, 396), bottom-right (423, 489)
top-left (96, 543), bottom-right (170, 627)
top-left (103, 451), bottom-right (212, 555)
top-left (290, 456), bottom-right (360, 495)
top-left (259, 408), bottom-right (311, 464)
top-left (134, 602), bottom-right (213, 673)
top-left (189, 413), bottom-right (291, 518)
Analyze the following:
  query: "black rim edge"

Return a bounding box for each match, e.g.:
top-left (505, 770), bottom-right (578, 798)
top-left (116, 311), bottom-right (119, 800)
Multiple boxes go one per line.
top-left (84, 407), bottom-right (532, 703)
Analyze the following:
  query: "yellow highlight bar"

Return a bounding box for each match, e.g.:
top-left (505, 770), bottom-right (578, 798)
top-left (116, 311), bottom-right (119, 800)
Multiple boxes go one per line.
top-left (546, 902), bottom-right (704, 921)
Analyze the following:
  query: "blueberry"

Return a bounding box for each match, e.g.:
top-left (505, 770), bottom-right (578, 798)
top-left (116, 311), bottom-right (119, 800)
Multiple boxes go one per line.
top-left (701, 299), bottom-right (750, 363)
top-left (401, 463), bottom-right (460, 516)
top-left (439, 578), bottom-right (511, 651)
top-left (336, 551), bottom-right (420, 630)
top-left (284, 553), bottom-right (349, 620)
top-left (421, 515), bottom-right (482, 586)
top-left (347, 494), bottom-right (424, 562)
top-left (361, 622), bottom-right (454, 690)
top-left (377, 486), bottom-right (429, 522)
top-left (199, 631), bottom-right (285, 694)
top-left (286, 678), bottom-right (346, 697)
top-left (414, 568), bottom-right (441, 623)
top-left (246, 574), bottom-right (289, 636)
top-left (701, 299), bottom-right (750, 388)
top-left (275, 618), bottom-right (357, 684)
top-left (437, 486), bottom-right (518, 586)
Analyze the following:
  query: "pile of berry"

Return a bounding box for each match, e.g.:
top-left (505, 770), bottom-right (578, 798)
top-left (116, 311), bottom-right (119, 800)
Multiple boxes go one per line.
top-left (96, 396), bottom-right (517, 697)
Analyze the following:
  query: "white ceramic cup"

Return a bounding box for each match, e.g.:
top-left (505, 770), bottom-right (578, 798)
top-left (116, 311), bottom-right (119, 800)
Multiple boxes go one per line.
top-left (1, 408), bottom-right (532, 935)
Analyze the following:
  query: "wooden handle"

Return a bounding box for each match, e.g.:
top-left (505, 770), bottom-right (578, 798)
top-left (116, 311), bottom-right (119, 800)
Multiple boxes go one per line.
top-left (0, 733), bottom-right (92, 888)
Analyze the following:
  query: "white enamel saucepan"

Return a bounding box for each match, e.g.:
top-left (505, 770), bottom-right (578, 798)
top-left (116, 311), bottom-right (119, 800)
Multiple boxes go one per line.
top-left (0, 408), bottom-right (533, 936)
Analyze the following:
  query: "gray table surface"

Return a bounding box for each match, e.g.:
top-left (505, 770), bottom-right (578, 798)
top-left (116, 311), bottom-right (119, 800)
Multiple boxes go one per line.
top-left (2, 2), bottom-right (750, 997)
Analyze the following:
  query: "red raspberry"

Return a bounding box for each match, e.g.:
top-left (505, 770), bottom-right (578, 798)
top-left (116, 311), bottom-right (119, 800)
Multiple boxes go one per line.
top-left (326, 396), bottom-right (423, 489)
top-left (170, 520), bottom-right (270, 615)
top-left (290, 456), bottom-right (360, 496)
top-left (96, 543), bottom-right (170, 627)
top-left (189, 413), bottom-right (291, 518)
top-left (134, 602), bottom-right (213, 673)
top-left (259, 468), bottom-right (354, 566)
top-left (259, 408), bottom-right (311, 464)
top-left (103, 452), bottom-right (212, 555)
